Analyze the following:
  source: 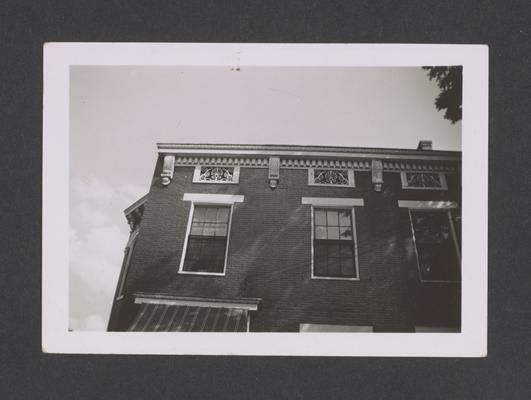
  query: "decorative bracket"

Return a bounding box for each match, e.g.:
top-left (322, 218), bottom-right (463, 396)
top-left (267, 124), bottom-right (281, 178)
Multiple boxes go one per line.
top-left (161, 155), bottom-right (175, 186)
top-left (371, 159), bottom-right (384, 192)
top-left (268, 157), bottom-right (280, 189)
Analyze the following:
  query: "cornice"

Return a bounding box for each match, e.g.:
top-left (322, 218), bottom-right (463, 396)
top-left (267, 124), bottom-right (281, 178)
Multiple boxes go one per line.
top-left (158, 142), bottom-right (461, 162)
top-left (173, 155), bottom-right (457, 172)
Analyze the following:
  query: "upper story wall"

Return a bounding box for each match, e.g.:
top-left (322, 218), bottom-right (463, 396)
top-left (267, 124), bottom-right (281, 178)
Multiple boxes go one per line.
top-left (119, 145), bottom-right (461, 331)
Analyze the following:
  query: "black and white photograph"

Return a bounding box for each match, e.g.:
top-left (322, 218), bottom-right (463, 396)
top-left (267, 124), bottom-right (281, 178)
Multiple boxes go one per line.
top-left (42, 43), bottom-right (488, 356)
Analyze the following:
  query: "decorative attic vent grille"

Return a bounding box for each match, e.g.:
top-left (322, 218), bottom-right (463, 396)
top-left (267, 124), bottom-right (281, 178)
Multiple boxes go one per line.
top-left (308, 168), bottom-right (355, 187)
top-left (193, 166), bottom-right (240, 184)
top-left (401, 172), bottom-right (447, 190)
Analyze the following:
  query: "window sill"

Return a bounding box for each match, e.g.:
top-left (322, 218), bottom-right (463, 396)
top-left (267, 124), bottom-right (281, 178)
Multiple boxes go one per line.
top-left (311, 275), bottom-right (360, 281)
top-left (178, 270), bottom-right (226, 277)
top-left (419, 278), bottom-right (461, 283)
top-left (401, 186), bottom-right (448, 190)
top-left (192, 181), bottom-right (239, 185)
top-left (307, 183), bottom-right (355, 188)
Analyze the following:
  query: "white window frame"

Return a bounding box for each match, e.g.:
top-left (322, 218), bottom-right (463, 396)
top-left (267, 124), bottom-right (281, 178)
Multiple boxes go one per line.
top-left (299, 324), bottom-right (373, 332)
top-left (192, 165), bottom-right (240, 184)
top-left (302, 197), bottom-right (364, 281)
top-left (308, 168), bottom-right (355, 187)
top-left (398, 200), bottom-right (461, 283)
top-left (179, 193), bottom-right (244, 276)
top-left (400, 171), bottom-right (448, 190)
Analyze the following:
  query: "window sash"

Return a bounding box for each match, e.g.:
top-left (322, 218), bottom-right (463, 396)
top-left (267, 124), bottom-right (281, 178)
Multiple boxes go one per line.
top-left (183, 236), bottom-right (227, 273)
top-left (312, 207), bottom-right (358, 279)
top-left (410, 209), bottom-right (461, 282)
top-left (181, 205), bottom-right (232, 275)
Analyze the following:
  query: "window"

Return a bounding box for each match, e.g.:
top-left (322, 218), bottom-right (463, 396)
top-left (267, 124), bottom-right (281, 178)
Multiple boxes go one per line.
top-left (181, 205), bottom-right (231, 274)
top-left (192, 166), bottom-right (240, 184)
top-left (410, 210), bottom-right (460, 282)
top-left (400, 172), bottom-right (447, 190)
top-left (313, 208), bottom-right (358, 279)
top-left (308, 168), bottom-right (355, 187)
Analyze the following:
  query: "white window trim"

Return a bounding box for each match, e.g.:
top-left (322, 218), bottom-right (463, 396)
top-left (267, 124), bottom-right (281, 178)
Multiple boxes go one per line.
top-left (192, 165), bottom-right (240, 184)
top-left (399, 200), bottom-right (461, 283)
top-left (179, 193), bottom-right (244, 276)
top-left (302, 197), bottom-right (364, 281)
top-left (302, 197), bottom-right (364, 207)
top-left (299, 324), bottom-right (373, 332)
top-left (307, 168), bottom-right (355, 187)
top-left (183, 193), bottom-right (244, 204)
top-left (400, 171), bottom-right (448, 190)
top-left (397, 200), bottom-right (457, 209)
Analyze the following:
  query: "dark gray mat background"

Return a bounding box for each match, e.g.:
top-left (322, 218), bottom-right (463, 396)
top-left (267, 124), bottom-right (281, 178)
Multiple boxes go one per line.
top-left (1, 1), bottom-right (530, 399)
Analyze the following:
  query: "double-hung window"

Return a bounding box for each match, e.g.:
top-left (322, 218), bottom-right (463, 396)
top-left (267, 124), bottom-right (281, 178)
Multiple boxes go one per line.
top-left (313, 208), bottom-right (357, 278)
top-left (410, 210), bottom-right (460, 282)
top-left (183, 205), bottom-right (230, 274)
top-left (180, 193), bottom-right (244, 275)
top-left (399, 201), bottom-right (460, 282)
top-left (302, 197), bottom-right (363, 280)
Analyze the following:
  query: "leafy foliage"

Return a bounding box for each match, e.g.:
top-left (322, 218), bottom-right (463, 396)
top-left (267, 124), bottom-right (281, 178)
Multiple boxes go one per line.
top-left (423, 66), bottom-right (462, 124)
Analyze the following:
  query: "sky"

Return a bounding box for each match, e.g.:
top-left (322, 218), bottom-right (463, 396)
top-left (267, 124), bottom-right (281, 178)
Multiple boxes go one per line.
top-left (69, 66), bottom-right (461, 331)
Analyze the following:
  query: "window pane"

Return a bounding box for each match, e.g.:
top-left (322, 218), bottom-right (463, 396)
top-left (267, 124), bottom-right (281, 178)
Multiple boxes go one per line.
top-left (208, 259), bottom-right (224, 273)
top-left (314, 209), bottom-right (327, 226)
top-left (205, 207), bottom-right (218, 222)
top-left (202, 241), bottom-right (215, 259)
top-left (187, 238), bottom-right (202, 259)
top-left (193, 207), bottom-right (206, 222)
top-left (202, 222), bottom-right (216, 236)
top-left (340, 243), bottom-right (353, 257)
top-left (314, 258), bottom-right (327, 276)
top-left (339, 210), bottom-right (351, 227)
top-left (314, 242), bottom-right (327, 257)
top-left (412, 212), bottom-right (449, 244)
top-left (183, 259), bottom-right (197, 271)
top-left (215, 223), bottom-right (228, 237)
top-left (328, 243), bottom-right (340, 258)
top-left (217, 207), bottom-right (230, 223)
top-left (315, 226), bottom-right (327, 239)
top-left (327, 226), bottom-right (339, 240)
top-left (190, 222), bottom-right (203, 235)
top-left (212, 239), bottom-right (227, 261)
top-left (340, 259), bottom-right (355, 277)
top-left (328, 258), bottom-right (341, 276)
top-left (339, 226), bottom-right (352, 240)
top-left (327, 210), bottom-right (339, 226)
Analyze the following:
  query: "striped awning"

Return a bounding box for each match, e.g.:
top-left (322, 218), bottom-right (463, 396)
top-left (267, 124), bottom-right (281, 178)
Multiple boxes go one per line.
top-left (128, 303), bottom-right (249, 332)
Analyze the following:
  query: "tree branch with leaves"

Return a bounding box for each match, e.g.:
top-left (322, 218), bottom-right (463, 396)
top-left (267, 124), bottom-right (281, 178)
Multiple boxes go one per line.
top-left (423, 66), bottom-right (462, 124)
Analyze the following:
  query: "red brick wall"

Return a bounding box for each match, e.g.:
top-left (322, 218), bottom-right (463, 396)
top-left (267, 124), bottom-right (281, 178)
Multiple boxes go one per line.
top-left (117, 156), bottom-right (461, 332)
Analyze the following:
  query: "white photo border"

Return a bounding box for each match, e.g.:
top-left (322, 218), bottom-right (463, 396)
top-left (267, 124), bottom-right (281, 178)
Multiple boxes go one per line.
top-left (43, 43), bottom-right (488, 357)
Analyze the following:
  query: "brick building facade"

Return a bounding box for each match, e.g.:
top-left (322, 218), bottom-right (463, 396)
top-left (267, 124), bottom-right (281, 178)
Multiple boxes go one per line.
top-left (108, 142), bottom-right (461, 333)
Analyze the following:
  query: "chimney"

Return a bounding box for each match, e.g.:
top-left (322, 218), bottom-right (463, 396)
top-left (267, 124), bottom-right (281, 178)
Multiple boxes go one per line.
top-left (417, 140), bottom-right (432, 151)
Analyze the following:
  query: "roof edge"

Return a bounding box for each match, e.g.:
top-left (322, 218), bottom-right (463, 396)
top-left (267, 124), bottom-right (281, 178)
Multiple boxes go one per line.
top-left (123, 194), bottom-right (149, 216)
top-left (156, 143), bottom-right (461, 161)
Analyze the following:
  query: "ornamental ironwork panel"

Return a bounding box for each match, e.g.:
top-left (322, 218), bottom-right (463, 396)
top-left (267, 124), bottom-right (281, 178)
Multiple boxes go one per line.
top-left (313, 169), bottom-right (349, 185)
top-left (404, 172), bottom-right (444, 188)
top-left (199, 167), bottom-right (234, 182)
